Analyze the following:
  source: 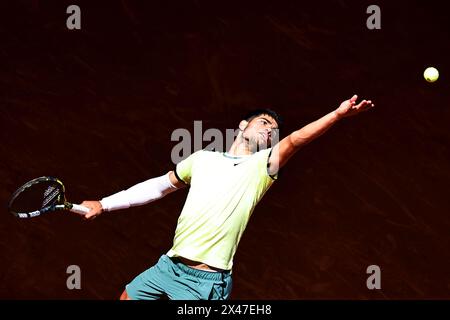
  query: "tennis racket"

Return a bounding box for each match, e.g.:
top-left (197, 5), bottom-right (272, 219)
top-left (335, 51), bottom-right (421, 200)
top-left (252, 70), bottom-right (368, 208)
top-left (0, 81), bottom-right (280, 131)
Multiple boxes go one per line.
top-left (8, 176), bottom-right (90, 218)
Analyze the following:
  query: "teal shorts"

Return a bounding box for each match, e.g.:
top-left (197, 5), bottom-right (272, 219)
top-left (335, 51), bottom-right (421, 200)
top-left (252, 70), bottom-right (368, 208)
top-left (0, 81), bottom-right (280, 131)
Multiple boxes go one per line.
top-left (125, 255), bottom-right (233, 300)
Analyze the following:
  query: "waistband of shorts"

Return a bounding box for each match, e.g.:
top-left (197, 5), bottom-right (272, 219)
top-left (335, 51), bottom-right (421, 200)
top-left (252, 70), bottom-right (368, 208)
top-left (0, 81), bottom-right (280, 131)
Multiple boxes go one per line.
top-left (167, 256), bottom-right (231, 281)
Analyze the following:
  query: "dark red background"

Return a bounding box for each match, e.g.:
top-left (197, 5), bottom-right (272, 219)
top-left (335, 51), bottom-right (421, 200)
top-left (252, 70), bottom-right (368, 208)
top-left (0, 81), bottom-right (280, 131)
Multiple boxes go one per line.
top-left (1, 1), bottom-right (449, 299)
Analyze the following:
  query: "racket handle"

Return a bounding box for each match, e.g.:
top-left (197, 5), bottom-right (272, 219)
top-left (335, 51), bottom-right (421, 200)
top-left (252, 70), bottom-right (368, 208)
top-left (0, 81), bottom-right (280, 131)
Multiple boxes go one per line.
top-left (70, 204), bottom-right (90, 215)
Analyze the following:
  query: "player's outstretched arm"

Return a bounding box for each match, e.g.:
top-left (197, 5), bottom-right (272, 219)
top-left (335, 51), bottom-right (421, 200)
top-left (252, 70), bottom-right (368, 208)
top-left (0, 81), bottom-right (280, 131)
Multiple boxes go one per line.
top-left (268, 95), bottom-right (374, 175)
top-left (80, 171), bottom-right (185, 220)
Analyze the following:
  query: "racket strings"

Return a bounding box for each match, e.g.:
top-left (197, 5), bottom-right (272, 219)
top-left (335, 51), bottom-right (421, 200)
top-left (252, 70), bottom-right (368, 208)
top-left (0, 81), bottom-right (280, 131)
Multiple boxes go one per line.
top-left (42, 185), bottom-right (61, 208)
top-left (9, 177), bottom-right (66, 217)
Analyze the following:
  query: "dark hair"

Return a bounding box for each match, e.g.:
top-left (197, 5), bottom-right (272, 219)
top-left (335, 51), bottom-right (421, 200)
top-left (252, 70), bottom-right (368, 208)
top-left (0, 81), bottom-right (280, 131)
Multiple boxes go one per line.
top-left (242, 108), bottom-right (284, 132)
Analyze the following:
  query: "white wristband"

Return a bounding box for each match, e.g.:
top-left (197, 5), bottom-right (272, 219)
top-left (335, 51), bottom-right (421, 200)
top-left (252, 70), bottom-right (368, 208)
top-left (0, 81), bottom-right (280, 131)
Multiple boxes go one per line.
top-left (100, 172), bottom-right (177, 212)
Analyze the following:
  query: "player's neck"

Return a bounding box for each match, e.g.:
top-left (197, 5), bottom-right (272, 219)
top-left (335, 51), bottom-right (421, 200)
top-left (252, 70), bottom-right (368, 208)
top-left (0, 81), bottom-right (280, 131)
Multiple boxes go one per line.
top-left (227, 136), bottom-right (255, 156)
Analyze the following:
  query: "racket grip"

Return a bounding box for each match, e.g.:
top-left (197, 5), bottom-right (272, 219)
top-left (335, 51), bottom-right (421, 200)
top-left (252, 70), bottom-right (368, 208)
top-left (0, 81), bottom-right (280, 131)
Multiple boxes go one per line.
top-left (71, 204), bottom-right (90, 215)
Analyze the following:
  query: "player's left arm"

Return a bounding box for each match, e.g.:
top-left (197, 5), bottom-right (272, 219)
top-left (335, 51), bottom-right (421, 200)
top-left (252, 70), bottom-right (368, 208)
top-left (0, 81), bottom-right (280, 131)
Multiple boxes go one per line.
top-left (268, 94), bottom-right (374, 175)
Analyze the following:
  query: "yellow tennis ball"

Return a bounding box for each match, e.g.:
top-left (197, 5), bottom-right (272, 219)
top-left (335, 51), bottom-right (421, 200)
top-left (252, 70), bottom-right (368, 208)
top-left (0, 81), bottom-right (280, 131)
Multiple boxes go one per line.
top-left (424, 67), bottom-right (439, 83)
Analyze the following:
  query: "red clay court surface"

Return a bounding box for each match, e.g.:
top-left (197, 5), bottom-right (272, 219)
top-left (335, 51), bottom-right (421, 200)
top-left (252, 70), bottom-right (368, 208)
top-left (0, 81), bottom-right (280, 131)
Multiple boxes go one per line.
top-left (0, 1), bottom-right (449, 299)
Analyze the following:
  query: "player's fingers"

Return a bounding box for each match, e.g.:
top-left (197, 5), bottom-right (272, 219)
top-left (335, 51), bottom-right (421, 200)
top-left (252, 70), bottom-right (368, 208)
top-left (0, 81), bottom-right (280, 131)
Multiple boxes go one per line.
top-left (360, 101), bottom-right (375, 113)
top-left (361, 100), bottom-right (371, 109)
top-left (364, 102), bottom-right (372, 110)
top-left (350, 94), bottom-right (358, 104)
top-left (84, 211), bottom-right (94, 219)
top-left (79, 200), bottom-right (102, 219)
top-left (80, 201), bottom-right (89, 207)
top-left (85, 214), bottom-right (98, 221)
top-left (355, 100), bottom-right (367, 109)
top-left (86, 214), bottom-right (97, 221)
top-left (363, 100), bottom-right (375, 110)
top-left (84, 208), bottom-right (98, 220)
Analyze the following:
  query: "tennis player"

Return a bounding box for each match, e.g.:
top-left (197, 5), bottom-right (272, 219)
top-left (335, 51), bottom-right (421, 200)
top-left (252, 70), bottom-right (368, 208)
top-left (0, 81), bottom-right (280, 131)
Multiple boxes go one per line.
top-left (80, 94), bottom-right (374, 300)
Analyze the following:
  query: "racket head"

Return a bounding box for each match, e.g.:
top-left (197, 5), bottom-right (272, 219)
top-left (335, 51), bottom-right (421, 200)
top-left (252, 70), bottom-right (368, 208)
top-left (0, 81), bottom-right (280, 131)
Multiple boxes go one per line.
top-left (8, 176), bottom-right (67, 218)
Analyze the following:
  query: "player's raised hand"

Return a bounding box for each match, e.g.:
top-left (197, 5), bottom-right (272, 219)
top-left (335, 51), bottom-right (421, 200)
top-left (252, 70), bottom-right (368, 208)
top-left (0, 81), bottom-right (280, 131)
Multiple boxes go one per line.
top-left (79, 200), bottom-right (103, 220)
top-left (335, 94), bottom-right (374, 119)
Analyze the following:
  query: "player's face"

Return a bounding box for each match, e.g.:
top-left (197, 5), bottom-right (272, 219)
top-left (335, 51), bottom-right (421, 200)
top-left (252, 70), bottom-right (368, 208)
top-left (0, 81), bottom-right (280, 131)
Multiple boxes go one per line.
top-left (243, 115), bottom-right (279, 149)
